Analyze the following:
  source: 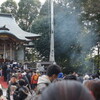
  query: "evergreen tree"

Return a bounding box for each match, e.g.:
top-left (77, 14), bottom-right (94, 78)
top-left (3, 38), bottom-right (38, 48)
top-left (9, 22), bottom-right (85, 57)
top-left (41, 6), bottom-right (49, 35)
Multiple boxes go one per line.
top-left (0, 0), bottom-right (17, 17)
top-left (31, 0), bottom-right (97, 74)
top-left (17, 0), bottom-right (41, 31)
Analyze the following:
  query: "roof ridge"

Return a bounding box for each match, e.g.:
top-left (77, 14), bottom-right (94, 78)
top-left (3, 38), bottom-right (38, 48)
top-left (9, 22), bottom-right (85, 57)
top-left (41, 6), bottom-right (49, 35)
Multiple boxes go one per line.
top-left (0, 13), bottom-right (13, 18)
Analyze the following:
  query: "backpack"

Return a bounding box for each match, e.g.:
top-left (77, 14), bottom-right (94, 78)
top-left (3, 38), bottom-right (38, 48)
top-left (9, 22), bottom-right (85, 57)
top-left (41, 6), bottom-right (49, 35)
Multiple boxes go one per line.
top-left (13, 86), bottom-right (29, 100)
top-left (31, 74), bottom-right (39, 84)
top-left (34, 75), bottom-right (39, 81)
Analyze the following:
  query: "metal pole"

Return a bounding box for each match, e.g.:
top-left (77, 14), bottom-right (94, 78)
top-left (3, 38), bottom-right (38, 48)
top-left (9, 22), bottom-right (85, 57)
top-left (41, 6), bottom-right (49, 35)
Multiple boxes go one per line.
top-left (97, 43), bottom-right (100, 74)
top-left (49, 0), bottom-right (55, 63)
top-left (3, 42), bottom-right (5, 62)
top-left (93, 61), bottom-right (94, 74)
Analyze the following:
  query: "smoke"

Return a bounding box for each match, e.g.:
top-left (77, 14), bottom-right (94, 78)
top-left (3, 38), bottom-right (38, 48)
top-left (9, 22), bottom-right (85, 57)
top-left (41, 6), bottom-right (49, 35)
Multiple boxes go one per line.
top-left (54, 0), bottom-right (97, 73)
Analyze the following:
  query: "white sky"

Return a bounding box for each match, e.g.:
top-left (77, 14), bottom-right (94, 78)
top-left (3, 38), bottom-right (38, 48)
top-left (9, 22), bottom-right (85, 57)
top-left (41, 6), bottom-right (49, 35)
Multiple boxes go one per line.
top-left (0, 0), bottom-right (46, 5)
top-left (0, 0), bottom-right (20, 4)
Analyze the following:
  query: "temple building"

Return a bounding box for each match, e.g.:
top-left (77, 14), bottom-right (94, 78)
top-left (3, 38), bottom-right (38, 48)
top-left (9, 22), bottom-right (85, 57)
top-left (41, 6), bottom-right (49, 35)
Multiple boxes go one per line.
top-left (0, 13), bottom-right (40, 63)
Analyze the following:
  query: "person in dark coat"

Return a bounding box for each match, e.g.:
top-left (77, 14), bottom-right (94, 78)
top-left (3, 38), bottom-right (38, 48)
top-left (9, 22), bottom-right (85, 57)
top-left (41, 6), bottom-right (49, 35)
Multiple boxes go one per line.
top-left (2, 63), bottom-right (7, 81)
top-left (7, 75), bottom-right (18, 100)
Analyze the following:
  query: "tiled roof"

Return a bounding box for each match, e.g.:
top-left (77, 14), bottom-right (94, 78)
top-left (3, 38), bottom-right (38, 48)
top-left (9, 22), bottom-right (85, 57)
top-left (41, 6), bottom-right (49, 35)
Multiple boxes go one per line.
top-left (0, 13), bottom-right (40, 41)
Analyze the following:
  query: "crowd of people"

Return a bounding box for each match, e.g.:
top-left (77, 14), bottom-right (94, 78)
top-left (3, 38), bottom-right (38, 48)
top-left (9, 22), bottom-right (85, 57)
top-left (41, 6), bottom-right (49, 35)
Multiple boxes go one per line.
top-left (0, 61), bottom-right (99, 100)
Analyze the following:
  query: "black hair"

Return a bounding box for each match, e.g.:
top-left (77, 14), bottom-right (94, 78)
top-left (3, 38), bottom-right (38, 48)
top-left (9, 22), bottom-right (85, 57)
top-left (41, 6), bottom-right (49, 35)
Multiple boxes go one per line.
top-left (64, 75), bottom-right (77, 80)
top-left (40, 80), bottom-right (95, 100)
top-left (0, 89), bottom-right (3, 96)
top-left (18, 79), bottom-right (25, 86)
top-left (11, 75), bottom-right (17, 78)
top-left (47, 64), bottom-right (61, 77)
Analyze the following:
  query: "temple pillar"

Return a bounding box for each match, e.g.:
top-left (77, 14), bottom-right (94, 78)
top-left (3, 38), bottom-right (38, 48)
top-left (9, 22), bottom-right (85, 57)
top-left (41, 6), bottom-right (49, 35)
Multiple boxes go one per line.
top-left (17, 44), bottom-right (25, 63)
top-left (10, 43), bottom-right (13, 61)
top-left (3, 42), bottom-right (6, 62)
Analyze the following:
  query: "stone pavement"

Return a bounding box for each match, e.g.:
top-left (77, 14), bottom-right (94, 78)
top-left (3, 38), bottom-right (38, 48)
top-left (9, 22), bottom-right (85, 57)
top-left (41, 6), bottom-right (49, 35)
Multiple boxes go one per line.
top-left (0, 76), bottom-right (8, 88)
top-left (3, 88), bottom-right (7, 97)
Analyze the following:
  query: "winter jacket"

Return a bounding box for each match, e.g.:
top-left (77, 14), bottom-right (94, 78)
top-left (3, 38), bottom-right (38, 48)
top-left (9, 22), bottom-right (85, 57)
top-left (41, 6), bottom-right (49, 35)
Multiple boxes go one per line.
top-left (36, 75), bottom-right (51, 94)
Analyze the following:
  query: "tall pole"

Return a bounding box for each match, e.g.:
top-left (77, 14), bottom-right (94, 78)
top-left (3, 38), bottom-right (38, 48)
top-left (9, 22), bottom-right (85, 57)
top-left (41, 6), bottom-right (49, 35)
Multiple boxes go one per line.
top-left (49, 0), bottom-right (55, 63)
top-left (97, 43), bottom-right (100, 75)
top-left (3, 42), bottom-right (6, 62)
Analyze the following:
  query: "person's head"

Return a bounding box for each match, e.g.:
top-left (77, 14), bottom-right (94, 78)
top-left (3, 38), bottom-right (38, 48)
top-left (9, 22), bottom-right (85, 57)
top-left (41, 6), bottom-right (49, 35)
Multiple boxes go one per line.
top-left (84, 80), bottom-right (100, 100)
top-left (58, 72), bottom-right (63, 78)
top-left (47, 64), bottom-right (61, 81)
top-left (10, 75), bottom-right (17, 83)
top-left (83, 80), bottom-right (95, 90)
top-left (83, 74), bottom-right (90, 80)
top-left (92, 81), bottom-right (100, 100)
top-left (18, 79), bottom-right (25, 87)
top-left (0, 89), bottom-right (3, 96)
top-left (18, 86), bottom-right (29, 99)
top-left (40, 80), bottom-right (95, 100)
top-left (64, 74), bottom-right (77, 80)
top-left (92, 74), bottom-right (99, 79)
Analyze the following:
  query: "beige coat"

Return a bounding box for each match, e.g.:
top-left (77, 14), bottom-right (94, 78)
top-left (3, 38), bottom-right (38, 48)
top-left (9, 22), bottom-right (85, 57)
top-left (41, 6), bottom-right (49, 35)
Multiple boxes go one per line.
top-left (0, 95), bottom-right (7, 100)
